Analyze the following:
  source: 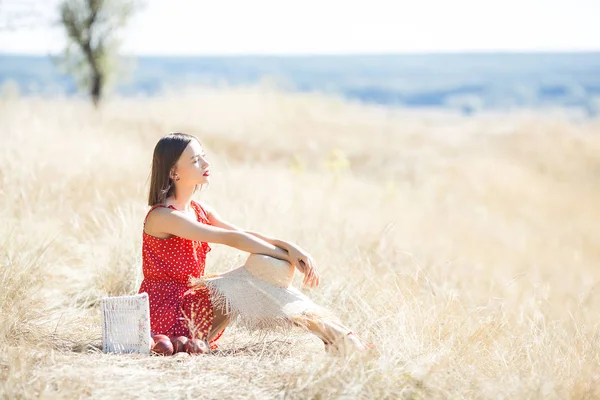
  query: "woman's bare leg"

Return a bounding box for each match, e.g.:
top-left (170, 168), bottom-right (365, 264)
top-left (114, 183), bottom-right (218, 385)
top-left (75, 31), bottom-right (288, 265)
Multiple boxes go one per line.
top-left (293, 314), bottom-right (368, 352)
top-left (207, 305), bottom-right (230, 342)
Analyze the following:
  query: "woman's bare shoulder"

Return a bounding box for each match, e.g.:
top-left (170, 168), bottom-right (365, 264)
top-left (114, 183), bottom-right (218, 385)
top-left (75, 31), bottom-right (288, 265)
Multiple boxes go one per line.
top-left (147, 204), bottom-right (175, 217)
top-left (145, 205), bottom-right (177, 229)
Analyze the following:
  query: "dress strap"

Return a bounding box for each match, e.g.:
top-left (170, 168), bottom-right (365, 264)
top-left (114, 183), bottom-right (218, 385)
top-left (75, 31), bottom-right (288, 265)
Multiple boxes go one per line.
top-left (191, 201), bottom-right (210, 224)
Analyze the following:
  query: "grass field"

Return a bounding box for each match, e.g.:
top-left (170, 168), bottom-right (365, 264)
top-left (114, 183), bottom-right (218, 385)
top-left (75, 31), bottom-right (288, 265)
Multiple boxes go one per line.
top-left (1, 87), bottom-right (600, 399)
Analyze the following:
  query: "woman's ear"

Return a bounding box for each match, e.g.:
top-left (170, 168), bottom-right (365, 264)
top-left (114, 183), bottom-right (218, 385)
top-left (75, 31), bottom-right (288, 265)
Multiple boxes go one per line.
top-left (170, 167), bottom-right (181, 182)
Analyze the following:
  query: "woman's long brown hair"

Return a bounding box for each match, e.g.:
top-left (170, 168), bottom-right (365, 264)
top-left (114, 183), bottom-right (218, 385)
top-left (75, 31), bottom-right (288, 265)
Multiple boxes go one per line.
top-left (148, 132), bottom-right (198, 206)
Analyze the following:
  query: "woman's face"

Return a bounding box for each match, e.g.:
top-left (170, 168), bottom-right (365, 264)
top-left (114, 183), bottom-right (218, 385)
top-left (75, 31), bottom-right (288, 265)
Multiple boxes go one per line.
top-left (172, 139), bottom-right (210, 185)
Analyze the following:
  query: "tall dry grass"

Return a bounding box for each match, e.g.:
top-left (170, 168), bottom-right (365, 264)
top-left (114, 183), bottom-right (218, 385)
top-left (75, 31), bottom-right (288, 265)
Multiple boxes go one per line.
top-left (1, 86), bottom-right (599, 399)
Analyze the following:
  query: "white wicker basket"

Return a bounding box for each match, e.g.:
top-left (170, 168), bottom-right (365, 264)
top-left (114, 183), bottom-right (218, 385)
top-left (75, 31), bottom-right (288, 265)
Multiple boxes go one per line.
top-left (101, 292), bottom-right (151, 355)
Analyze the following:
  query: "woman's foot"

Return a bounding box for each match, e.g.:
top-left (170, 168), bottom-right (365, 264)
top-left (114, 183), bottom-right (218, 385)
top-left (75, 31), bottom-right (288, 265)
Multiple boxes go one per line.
top-left (346, 332), bottom-right (370, 351)
top-left (322, 332), bottom-right (373, 356)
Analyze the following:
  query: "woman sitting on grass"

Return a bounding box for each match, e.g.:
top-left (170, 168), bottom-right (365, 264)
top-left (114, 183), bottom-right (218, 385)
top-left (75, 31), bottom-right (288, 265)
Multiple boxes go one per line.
top-left (139, 132), bottom-right (369, 355)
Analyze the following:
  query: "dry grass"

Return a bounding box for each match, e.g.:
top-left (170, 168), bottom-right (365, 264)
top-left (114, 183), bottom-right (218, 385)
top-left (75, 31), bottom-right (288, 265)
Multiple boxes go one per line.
top-left (1, 86), bottom-right (600, 399)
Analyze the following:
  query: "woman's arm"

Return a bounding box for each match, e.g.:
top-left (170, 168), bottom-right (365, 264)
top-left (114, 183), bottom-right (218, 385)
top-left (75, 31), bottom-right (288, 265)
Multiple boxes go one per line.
top-left (202, 204), bottom-right (299, 249)
top-left (145, 207), bottom-right (289, 262)
top-left (204, 210), bottom-right (290, 248)
top-left (203, 204), bottom-right (320, 287)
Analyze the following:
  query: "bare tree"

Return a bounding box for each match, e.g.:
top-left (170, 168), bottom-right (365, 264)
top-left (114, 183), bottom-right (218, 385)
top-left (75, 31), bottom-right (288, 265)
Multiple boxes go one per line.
top-left (57, 0), bottom-right (140, 106)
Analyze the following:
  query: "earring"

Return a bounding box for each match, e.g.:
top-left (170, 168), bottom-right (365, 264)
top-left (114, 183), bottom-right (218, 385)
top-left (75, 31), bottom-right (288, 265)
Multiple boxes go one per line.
top-left (174, 174), bottom-right (180, 181)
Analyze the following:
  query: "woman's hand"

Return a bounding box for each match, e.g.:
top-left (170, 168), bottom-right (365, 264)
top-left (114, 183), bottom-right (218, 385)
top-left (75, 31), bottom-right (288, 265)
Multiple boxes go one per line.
top-left (287, 246), bottom-right (320, 288)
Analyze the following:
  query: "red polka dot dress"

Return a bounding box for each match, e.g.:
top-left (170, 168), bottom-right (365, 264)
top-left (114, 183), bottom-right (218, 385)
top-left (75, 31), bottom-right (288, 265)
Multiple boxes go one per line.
top-left (138, 200), bottom-right (224, 347)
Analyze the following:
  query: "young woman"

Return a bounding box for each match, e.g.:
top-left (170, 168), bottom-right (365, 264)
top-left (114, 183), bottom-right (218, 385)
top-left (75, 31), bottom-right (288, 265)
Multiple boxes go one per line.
top-left (139, 132), bottom-right (368, 354)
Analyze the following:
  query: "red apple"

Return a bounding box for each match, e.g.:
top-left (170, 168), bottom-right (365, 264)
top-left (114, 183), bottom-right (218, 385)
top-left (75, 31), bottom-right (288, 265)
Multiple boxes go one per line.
top-left (185, 338), bottom-right (209, 355)
top-left (170, 336), bottom-right (189, 353)
top-left (151, 334), bottom-right (173, 356)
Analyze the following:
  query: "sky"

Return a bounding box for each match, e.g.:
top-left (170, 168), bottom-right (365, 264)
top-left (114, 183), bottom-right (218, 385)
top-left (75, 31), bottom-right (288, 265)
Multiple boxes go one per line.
top-left (0, 0), bottom-right (599, 55)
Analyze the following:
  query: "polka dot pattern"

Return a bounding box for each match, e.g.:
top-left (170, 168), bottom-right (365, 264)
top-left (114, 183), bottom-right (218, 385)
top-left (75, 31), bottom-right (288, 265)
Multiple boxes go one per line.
top-left (138, 201), bottom-right (224, 347)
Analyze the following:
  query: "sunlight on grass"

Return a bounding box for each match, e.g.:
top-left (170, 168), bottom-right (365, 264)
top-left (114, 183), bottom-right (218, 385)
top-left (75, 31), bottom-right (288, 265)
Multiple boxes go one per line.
top-left (0, 88), bottom-right (599, 398)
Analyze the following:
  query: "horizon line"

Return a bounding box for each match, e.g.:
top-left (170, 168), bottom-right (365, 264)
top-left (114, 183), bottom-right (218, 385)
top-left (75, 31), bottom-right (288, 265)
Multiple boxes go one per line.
top-left (1, 49), bottom-right (600, 58)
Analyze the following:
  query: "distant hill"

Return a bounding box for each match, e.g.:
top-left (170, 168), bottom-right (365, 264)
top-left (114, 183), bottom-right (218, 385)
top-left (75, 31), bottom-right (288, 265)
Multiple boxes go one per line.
top-left (1, 52), bottom-right (599, 115)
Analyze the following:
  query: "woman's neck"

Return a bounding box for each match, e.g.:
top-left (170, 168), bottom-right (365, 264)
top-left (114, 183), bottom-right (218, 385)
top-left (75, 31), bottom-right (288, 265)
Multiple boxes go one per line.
top-left (168, 184), bottom-right (196, 211)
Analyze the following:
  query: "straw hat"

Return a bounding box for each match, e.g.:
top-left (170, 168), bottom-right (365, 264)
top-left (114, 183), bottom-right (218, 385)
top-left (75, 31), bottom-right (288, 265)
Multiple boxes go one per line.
top-left (200, 254), bottom-right (333, 332)
top-left (243, 254), bottom-right (296, 288)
